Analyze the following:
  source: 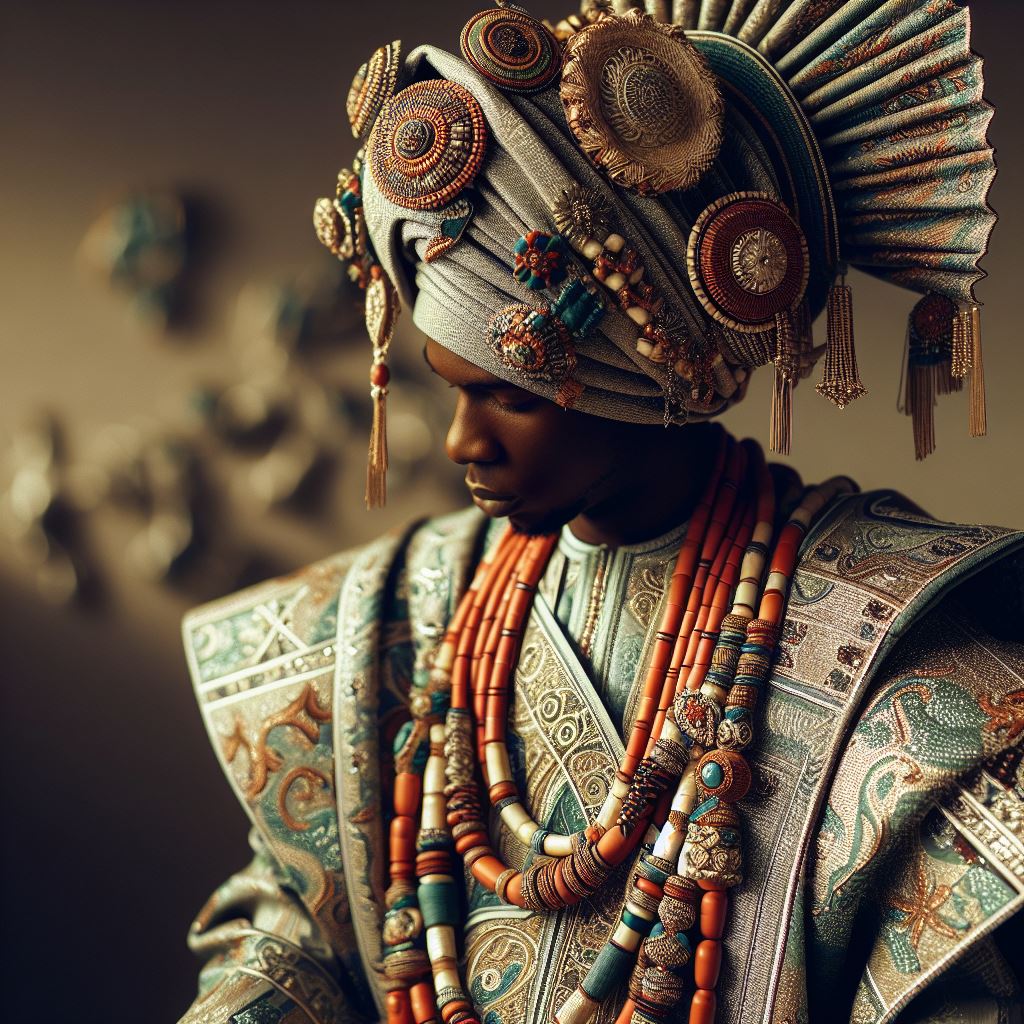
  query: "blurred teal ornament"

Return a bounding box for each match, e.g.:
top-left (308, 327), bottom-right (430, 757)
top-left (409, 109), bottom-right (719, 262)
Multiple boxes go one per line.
top-left (79, 190), bottom-right (190, 326)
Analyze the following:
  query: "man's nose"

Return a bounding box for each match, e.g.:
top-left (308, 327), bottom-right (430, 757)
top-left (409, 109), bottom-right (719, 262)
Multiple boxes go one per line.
top-left (445, 394), bottom-right (500, 466)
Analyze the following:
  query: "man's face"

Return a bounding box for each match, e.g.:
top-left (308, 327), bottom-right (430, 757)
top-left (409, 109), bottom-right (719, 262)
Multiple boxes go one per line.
top-left (424, 337), bottom-right (642, 535)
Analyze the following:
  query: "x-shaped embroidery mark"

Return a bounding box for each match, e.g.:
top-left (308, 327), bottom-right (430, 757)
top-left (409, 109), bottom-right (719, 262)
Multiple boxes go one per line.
top-left (251, 586), bottom-right (309, 663)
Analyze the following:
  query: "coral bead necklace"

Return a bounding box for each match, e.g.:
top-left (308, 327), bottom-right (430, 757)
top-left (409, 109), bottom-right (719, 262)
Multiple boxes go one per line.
top-left (382, 432), bottom-right (852, 1024)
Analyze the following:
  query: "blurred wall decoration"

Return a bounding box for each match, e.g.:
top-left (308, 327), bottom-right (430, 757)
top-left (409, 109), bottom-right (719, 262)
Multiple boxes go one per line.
top-left (1, 2), bottom-right (1022, 1022)
top-left (78, 190), bottom-right (194, 327)
top-left (1, 260), bottom-right (464, 608)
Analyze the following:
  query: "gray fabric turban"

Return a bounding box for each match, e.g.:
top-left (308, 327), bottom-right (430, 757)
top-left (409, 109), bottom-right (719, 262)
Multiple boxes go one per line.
top-left (361, 41), bottom-right (794, 425)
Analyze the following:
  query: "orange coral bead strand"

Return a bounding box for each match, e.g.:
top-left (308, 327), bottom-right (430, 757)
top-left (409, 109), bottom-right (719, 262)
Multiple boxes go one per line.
top-left (647, 450), bottom-right (752, 755)
top-left (671, 467), bottom-right (751, 694)
top-left (618, 431), bottom-right (731, 779)
top-left (449, 530), bottom-right (522, 713)
top-left (683, 479), bottom-right (853, 1024)
top-left (472, 549), bottom-right (527, 763)
top-left (686, 499), bottom-right (756, 695)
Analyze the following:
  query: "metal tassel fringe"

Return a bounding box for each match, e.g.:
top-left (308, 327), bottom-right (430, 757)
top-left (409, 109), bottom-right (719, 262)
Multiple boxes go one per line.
top-left (904, 349), bottom-right (937, 461)
top-left (951, 306), bottom-right (973, 381)
top-left (816, 272), bottom-right (866, 408)
top-left (903, 293), bottom-right (963, 460)
top-left (365, 380), bottom-right (388, 509)
top-left (769, 310), bottom-right (795, 455)
top-left (363, 267), bottom-right (398, 510)
top-left (969, 305), bottom-right (987, 437)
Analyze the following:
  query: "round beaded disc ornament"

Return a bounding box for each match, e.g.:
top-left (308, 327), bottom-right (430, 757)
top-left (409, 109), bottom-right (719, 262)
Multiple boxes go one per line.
top-left (560, 10), bottom-right (723, 195)
top-left (489, 303), bottom-right (582, 407)
top-left (460, 7), bottom-right (561, 94)
top-left (347, 39), bottom-right (404, 141)
top-left (909, 291), bottom-right (957, 358)
top-left (687, 192), bottom-right (809, 334)
top-left (313, 197), bottom-right (347, 258)
top-left (368, 80), bottom-right (488, 211)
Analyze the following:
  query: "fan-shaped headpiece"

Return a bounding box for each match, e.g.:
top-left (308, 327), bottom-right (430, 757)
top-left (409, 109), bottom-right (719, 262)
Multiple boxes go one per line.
top-left (315, 0), bottom-right (995, 506)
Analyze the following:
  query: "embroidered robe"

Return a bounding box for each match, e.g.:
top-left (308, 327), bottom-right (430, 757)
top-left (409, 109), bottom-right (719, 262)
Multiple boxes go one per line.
top-left (178, 490), bottom-right (1024, 1024)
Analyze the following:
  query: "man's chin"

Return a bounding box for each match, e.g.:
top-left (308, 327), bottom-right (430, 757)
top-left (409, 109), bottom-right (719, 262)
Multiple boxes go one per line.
top-left (508, 507), bottom-right (576, 537)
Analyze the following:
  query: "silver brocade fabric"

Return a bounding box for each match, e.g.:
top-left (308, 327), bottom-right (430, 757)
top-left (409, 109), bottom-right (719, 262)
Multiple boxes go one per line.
top-left (540, 519), bottom-right (690, 732)
top-left (179, 494), bottom-right (1024, 1024)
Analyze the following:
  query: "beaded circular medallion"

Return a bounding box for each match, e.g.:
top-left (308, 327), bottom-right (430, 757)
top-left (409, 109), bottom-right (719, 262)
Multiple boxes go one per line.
top-left (560, 10), bottom-right (723, 194)
top-left (347, 40), bottom-right (404, 141)
top-left (460, 7), bottom-right (561, 94)
top-left (687, 192), bottom-right (809, 334)
top-left (489, 304), bottom-right (582, 407)
top-left (368, 80), bottom-right (488, 211)
top-left (908, 292), bottom-right (957, 361)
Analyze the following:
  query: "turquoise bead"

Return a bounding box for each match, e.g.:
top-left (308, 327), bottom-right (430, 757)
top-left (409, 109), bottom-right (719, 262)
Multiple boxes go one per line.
top-left (701, 760), bottom-right (724, 789)
top-left (392, 720), bottom-right (414, 757)
top-left (621, 909), bottom-right (654, 934)
top-left (418, 881), bottom-right (457, 928)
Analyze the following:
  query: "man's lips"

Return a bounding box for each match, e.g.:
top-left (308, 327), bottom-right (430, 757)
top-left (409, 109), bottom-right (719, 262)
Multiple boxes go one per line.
top-left (467, 484), bottom-right (520, 514)
top-left (468, 486), bottom-right (516, 502)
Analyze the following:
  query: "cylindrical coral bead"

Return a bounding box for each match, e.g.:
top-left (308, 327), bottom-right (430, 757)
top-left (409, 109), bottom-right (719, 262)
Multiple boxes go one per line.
top-left (694, 939), bottom-right (722, 989)
top-left (700, 889), bottom-right (728, 939)
top-left (387, 990), bottom-right (415, 1024)
top-left (689, 988), bottom-right (717, 1024)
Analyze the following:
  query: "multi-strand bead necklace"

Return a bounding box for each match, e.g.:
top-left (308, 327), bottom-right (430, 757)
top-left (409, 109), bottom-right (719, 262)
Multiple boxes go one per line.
top-left (382, 431), bottom-right (850, 1024)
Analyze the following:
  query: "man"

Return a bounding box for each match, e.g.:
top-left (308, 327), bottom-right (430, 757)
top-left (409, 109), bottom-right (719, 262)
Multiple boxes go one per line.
top-left (179, 4), bottom-right (1023, 1023)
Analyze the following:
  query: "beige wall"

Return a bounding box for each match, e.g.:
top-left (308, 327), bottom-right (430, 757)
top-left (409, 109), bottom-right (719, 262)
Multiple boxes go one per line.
top-left (1, 3), bottom-right (1021, 1020)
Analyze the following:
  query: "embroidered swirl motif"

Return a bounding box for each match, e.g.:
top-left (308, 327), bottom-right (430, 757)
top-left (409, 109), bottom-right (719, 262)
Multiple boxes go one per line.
top-left (599, 46), bottom-right (688, 149)
top-left (278, 765), bottom-right (333, 831)
top-left (221, 683), bottom-right (331, 800)
top-left (731, 228), bottom-right (788, 295)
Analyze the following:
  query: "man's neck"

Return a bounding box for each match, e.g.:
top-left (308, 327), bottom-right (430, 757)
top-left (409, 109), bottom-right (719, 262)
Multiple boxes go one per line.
top-left (567, 423), bottom-right (723, 548)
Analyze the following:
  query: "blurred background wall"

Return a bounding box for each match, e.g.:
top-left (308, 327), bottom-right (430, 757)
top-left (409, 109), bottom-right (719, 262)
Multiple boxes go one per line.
top-left (1, 2), bottom-right (1022, 1020)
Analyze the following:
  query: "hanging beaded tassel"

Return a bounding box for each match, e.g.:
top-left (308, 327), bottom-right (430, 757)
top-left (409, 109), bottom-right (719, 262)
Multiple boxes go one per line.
top-left (367, 355), bottom-right (389, 509)
top-left (364, 265), bottom-right (399, 508)
top-left (903, 292), bottom-right (956, 461)
top-left (950, 304), bottom-right (972, 382)
top-left (816, 267), bottom-right (866, 408)
top-left (769, 310), bottom-right (795, 455)
top-left (969, 305), bottom-right (987, 437)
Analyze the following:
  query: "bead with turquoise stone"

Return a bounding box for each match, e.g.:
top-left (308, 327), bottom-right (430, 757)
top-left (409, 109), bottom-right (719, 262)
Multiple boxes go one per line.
top-left (701, 760), bottom-right (724, 789)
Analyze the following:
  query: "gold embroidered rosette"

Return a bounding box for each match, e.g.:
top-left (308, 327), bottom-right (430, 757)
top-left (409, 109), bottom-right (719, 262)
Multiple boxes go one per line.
top-left (559, 9), bottom-right (724, 195)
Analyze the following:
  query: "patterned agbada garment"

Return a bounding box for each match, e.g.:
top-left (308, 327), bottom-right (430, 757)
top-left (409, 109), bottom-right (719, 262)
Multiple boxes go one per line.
top-left (179, 491), bottom-right (1024, 1024)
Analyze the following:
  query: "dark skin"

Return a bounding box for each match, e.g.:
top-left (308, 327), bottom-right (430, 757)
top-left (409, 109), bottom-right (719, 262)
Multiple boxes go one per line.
top-left (424, 337), bottom-right (721, 547)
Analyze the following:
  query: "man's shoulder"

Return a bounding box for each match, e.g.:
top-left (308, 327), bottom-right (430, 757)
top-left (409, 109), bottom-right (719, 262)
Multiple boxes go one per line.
top-left (181, 505), bottom-right (485, 692)
top-left (802, 486), bottom-right (1021, 580)
top-left (780, 486), bottom-right (1023, 695)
